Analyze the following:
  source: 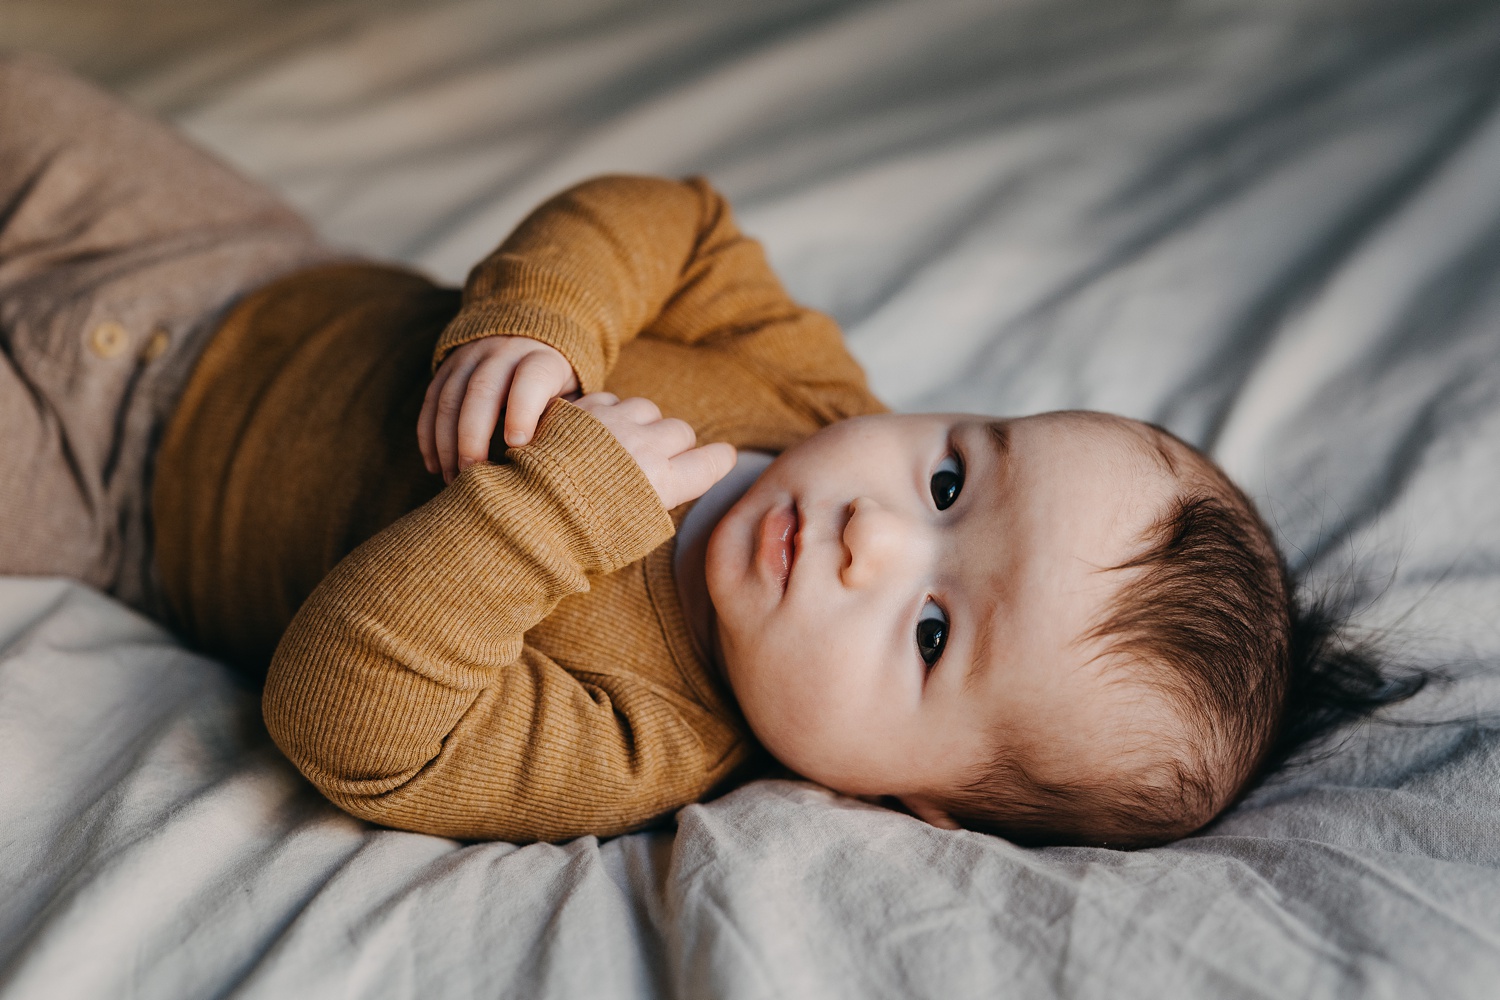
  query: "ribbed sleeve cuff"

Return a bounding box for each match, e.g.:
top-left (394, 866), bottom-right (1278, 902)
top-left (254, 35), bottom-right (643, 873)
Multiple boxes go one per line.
top-left (431, 300), bottom-right (609, 392)
top-left (499, 398), bottom-right (675, 574)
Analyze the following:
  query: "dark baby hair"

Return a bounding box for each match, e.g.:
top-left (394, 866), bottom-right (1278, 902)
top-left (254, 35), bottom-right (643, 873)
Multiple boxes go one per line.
top-left (942, 427), bottom-right (1427, 848)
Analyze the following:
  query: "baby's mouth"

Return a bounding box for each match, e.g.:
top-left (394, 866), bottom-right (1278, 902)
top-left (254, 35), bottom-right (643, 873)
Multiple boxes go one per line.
top-left (757, 499), bottom-right (799, 595)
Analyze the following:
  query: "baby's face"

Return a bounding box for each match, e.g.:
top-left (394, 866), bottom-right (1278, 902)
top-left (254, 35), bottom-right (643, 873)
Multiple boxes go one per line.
top-left (705, 410), bottom-right (1189, 825)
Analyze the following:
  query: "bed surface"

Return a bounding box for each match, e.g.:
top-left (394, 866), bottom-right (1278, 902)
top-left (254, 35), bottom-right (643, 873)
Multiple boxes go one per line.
top-left (3, 1), bottom-right (1500, 997)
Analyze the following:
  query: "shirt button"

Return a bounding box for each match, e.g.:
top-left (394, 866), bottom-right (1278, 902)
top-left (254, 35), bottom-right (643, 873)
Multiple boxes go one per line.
top-left (88, 321), bottom-right (130, 359)
top-left (141, 328), bottom-right (171, 362)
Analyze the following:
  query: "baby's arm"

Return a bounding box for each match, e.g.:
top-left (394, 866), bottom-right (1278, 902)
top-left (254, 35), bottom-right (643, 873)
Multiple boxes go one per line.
top-left (264, 395), bottom-right (732, 841)
top-left (419, 175), bottom-right (882, 479)
top-left (266, 175), bottom-right (878, 842)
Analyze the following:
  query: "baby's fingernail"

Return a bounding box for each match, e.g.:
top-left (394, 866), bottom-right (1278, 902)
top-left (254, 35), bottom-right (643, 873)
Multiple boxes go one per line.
top-left (511, 432), bottom-right (529, 446)
top-left (458, 458), bottom-right (472, 472)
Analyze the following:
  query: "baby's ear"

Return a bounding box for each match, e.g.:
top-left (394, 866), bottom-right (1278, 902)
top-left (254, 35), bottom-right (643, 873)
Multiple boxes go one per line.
top-left (900, 795), bottom-right (961, 830)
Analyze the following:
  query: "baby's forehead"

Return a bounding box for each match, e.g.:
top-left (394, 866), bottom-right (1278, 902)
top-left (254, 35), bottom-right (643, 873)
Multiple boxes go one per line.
top-left (949, 412), bottom-right (1192, 679)
top-left (1039, 410), bottom-right (1191, 474)
top-left (1022, 412), bottom-right (1197, 523)
top-left (1025, 412), bottom-right (1236, 528)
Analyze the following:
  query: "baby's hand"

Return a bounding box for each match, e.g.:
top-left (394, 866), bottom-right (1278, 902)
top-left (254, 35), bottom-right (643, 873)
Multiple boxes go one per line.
top-left (419, 336), bottom-right (580, 484)
top-left (575, 393), bottom-right (737, 510)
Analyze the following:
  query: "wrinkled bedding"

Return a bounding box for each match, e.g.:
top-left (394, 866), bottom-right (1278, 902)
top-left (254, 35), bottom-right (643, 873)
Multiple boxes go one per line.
top-left (3, 1), bottom-right (1500, 997)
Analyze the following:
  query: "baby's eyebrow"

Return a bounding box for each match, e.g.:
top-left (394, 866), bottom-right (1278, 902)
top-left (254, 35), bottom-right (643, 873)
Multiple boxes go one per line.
top-left (962, 421), bottom-right (1009, 693)
top-left (965, 599), bottom-right (999, 694)
top-left (985, 420), bottom-right (1010, 460)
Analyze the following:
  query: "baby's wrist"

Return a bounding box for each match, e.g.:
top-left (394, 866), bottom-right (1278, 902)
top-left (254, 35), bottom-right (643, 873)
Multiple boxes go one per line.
top-left (507, 399), bottom-right (675, 572)
top-left (432, 298), bottom-right (605, 389)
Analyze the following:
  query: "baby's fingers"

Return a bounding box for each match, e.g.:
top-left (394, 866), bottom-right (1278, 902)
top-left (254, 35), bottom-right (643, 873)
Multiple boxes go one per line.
top-left (661, 441), bottom-right (737, 509)
top-left (417, 364), bottom-right (455, 475)
top-left (504, 350), bottom-right (577, 447)
top-left (434, 355), bottom-right (483, 482)
top-left (455, 354), bottom-right (516, 475)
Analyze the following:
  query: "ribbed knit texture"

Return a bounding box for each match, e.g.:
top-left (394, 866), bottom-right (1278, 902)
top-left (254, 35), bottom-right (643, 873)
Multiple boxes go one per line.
top-left (157, 174), bottom-right (885, 841)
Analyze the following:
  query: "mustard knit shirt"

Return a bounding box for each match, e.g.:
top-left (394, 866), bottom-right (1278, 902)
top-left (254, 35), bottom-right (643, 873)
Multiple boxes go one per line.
top-left (154, 175), bottom-right (885, 841)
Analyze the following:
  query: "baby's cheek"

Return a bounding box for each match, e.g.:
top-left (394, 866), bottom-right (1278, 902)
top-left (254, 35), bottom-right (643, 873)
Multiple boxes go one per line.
top-left (733, 656), bottom-right (839, 767)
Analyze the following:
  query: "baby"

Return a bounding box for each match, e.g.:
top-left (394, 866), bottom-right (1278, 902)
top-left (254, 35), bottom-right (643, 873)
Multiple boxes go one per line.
top-left (2, 56), bottom-right (1366, 850)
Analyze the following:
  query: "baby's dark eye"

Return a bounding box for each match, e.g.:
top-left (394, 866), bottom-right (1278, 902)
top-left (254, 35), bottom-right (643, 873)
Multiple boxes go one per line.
top-left (916, 600), bottom-right (948, 668)
top-left (930, 455), bottom-right (963, 511)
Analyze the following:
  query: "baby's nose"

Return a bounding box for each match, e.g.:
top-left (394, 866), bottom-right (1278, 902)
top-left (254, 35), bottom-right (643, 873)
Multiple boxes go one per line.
top-left (839, 498), bottom-right (915, 588)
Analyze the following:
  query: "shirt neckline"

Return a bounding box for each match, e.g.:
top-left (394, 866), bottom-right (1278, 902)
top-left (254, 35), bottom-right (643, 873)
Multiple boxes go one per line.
top-left (643, 505), bottom-right (747, 731)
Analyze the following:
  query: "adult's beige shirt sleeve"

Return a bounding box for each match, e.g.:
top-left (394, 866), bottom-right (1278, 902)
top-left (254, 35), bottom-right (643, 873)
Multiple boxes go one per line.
top-left (263, 400), bottom-right (691, 841)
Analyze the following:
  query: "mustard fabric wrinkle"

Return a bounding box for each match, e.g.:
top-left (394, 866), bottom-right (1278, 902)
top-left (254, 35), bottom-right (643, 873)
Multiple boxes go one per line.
top-left (154, 175), bottom-right (885, 842)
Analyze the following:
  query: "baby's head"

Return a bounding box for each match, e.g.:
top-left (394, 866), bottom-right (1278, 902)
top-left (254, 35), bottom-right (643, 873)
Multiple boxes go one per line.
top-left (704, 410), bottom-right (1290, 848)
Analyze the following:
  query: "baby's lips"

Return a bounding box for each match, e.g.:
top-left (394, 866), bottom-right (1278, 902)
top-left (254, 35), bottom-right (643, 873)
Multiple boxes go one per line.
top-left (757, 500), bottom-right (799, 595)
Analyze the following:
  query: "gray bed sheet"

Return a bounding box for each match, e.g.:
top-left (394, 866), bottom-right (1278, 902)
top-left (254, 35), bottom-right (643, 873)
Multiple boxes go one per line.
top-left (2, 1), bottom-right (1499, 997)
